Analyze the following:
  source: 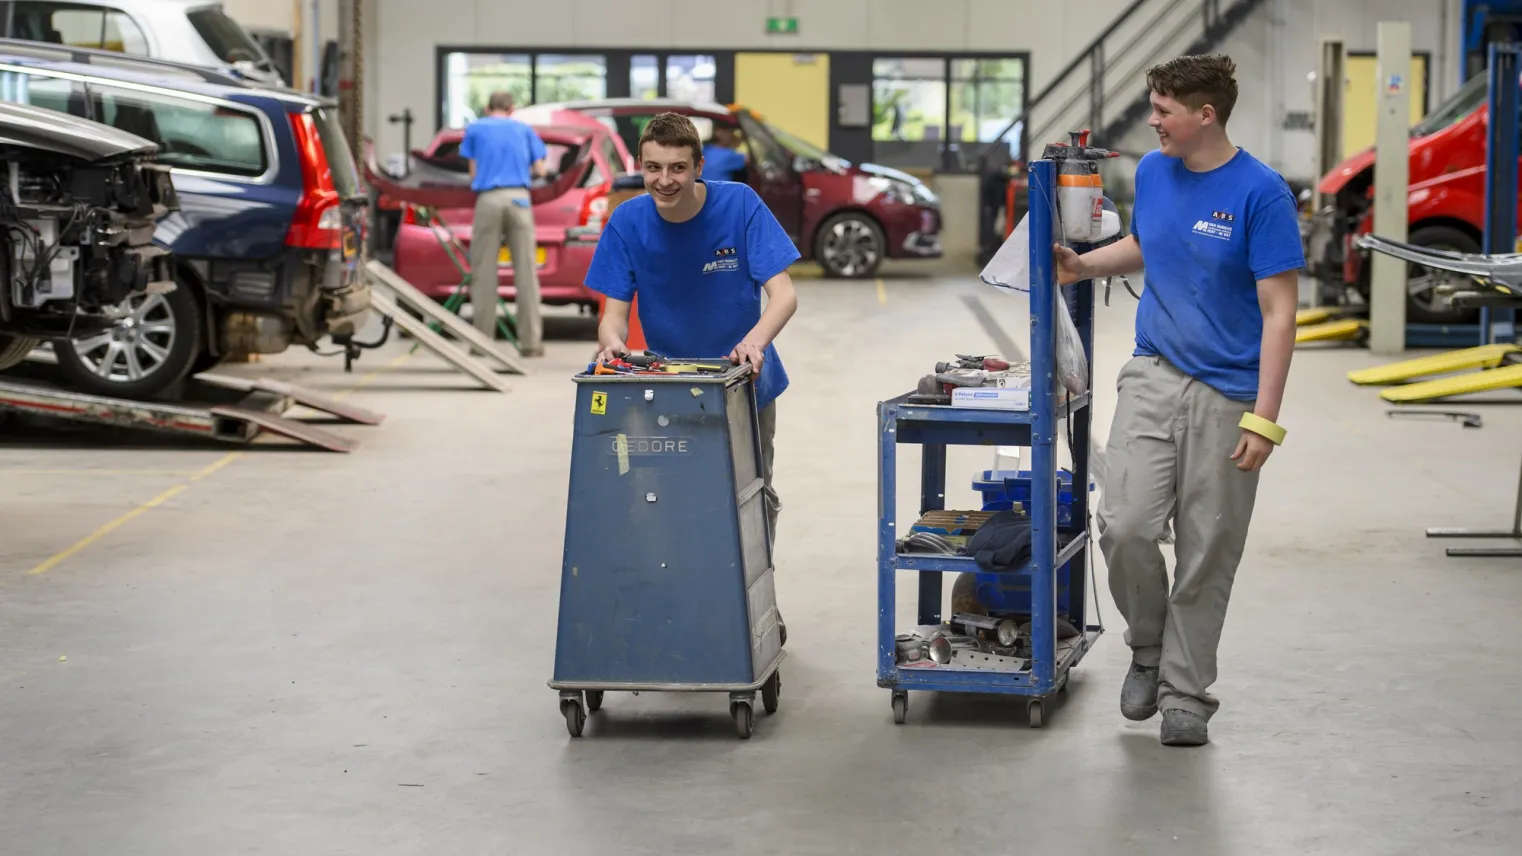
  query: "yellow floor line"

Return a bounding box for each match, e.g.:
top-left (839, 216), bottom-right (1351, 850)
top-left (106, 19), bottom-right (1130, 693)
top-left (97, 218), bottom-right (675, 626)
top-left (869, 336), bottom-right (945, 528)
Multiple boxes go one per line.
top-left (23, 351), bottom-right (411, 576)
top-left (876, 278), bottom-right (887, 305)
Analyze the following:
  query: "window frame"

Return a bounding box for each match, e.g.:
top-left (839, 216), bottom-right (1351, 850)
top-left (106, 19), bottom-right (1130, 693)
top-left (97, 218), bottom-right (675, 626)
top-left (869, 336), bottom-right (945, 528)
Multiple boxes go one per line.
top-left (0, 64), bottom-right (279, 184)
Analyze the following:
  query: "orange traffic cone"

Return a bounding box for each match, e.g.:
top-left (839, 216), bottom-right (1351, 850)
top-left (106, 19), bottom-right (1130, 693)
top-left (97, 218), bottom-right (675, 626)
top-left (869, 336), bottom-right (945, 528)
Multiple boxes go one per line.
top-left (596, 292), bottom-right (646, 351)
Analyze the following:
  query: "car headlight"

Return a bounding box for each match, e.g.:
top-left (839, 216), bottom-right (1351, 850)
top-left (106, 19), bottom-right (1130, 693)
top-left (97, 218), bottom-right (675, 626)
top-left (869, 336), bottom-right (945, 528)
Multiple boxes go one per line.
top-left (911, 181), bottom-right (938, 206)
top-left (868, 176), bottom-right (916, 204)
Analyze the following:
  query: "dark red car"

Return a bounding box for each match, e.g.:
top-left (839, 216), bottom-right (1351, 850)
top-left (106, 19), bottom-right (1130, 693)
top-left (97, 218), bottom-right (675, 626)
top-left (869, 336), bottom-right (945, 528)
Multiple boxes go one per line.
top-left (514, 98), bottom-right (945, 278)
top-left (372, 117), bottom-right (633, 311)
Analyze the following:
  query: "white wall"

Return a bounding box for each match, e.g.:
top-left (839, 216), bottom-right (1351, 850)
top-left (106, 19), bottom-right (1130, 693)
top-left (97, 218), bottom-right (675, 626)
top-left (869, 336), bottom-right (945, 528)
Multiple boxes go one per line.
top-left (221, 0), bottom-right (1464, 185)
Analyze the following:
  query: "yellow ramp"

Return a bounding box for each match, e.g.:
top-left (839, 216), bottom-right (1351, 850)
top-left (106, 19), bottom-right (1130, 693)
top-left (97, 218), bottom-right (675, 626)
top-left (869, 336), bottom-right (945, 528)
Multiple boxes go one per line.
top-left (1296, 319), bottom-right (1367, 344)
top-left (1297, 308), bottom-right (1339, 325)
top-left (1380, 362), bottom-right (1522, 402)
top-left (734, 52), bottom-right (830, 151)
top-left (1347, 344), bottom-right (1520, 385)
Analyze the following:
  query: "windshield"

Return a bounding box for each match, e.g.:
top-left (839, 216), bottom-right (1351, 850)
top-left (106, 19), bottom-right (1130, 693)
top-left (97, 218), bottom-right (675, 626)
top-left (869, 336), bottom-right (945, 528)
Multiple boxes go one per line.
top-left (1410, 73), bottom-right (1488, 137)
top-left (187, 7), bottom-right (272, 66)
top-left (764, 122), bottom-right (830, 161)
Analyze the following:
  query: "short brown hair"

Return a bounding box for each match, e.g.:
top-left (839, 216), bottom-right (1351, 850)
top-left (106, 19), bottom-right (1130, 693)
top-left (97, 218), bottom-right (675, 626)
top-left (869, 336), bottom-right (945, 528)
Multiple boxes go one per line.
top-left (1146, 54), bottom-right (1238, 125)
top-left (638, 112), bottom-right (703, 163)
top-left (486, 91), bottom-right (514, 113)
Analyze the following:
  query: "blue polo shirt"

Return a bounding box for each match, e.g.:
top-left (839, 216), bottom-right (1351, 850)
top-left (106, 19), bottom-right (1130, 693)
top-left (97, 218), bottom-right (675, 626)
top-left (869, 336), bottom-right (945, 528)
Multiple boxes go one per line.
top-left (583, 180), bottom-right (800, 410)
top-left (459, 115), bottom-right (546, 192)
top-left (701, 144), bottom-right (747, 182)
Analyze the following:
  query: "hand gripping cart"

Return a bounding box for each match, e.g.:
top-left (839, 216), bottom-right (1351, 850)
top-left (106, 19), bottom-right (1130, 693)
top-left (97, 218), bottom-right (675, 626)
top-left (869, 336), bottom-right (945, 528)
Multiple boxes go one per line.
top-left (549, 356), bottom-right (784, 739)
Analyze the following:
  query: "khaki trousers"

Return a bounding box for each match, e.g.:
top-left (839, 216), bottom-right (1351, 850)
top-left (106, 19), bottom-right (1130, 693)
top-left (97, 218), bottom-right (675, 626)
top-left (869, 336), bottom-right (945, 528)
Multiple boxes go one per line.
top-left (1097, 355), bottom-right (1261, 720)
top-left (468, 187), bottom-right (542, 351)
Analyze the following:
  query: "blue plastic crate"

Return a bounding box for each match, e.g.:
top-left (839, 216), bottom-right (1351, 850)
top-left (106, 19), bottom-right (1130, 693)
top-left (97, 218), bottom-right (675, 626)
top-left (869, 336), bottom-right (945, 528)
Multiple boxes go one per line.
top-left (968, 469), bottom-right (1091, 616)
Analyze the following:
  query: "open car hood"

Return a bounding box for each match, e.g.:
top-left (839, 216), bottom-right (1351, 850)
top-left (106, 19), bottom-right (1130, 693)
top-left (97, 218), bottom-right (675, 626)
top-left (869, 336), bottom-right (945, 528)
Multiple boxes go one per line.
top-left (0, 101), bottom-right (156, 163)
top-left (362, 136), bottom-right (590, 209)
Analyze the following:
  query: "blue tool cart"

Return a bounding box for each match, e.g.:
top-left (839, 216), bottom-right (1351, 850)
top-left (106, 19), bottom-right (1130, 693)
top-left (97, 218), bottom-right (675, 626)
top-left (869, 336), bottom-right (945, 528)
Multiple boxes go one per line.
top-left (549, 360), bottom-right (784, 739)
top-left (876, 152), bottom-right (1103, 728)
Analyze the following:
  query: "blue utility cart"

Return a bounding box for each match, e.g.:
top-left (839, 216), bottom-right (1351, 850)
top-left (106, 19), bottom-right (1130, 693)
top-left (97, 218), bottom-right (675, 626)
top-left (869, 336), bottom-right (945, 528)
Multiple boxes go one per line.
top-left (876, 154), bottom-right (1103, 728)
top-left (549, 360), bottom-right (784, 739)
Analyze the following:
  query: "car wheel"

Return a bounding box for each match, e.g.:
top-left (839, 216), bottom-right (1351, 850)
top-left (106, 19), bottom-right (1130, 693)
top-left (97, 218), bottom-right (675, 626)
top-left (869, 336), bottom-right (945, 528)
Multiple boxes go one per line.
top-left (816, 212), bottom-right (885, 279)
top-left (54, 282), bottom-right (202, 400)
top-left (0, 334), bottom-right (38, 371)
top-left (1404, 225), bottom-right (1482, 325)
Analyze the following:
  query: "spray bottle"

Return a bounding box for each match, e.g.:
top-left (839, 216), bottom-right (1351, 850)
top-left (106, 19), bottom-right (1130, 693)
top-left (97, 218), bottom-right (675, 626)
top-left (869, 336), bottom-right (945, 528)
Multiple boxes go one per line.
top-left (1045, 130), bottom-right (1118, 242)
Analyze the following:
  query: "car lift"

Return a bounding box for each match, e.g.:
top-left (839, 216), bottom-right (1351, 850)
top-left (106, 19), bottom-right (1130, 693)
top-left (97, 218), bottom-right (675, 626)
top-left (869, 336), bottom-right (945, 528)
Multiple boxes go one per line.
top-left (1342, 42), bottom-right (1522, 404)
top-left (0, 357), bottom-right (384, 452)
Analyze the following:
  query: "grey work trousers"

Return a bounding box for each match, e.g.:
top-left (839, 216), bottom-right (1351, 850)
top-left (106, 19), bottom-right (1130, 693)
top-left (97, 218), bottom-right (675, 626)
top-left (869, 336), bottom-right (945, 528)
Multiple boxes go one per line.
top-left (467, 187), bottom-right (542, 351)
top-left (758, 402), bottom-right (780, 547)
top-left (1096, 355), bottom-right (1261, 721)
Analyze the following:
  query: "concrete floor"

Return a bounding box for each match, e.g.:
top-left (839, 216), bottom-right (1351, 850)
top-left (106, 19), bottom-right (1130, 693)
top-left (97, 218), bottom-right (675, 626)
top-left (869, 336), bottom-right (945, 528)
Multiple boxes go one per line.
top-left (2, 268), bottom-right (1521, 855)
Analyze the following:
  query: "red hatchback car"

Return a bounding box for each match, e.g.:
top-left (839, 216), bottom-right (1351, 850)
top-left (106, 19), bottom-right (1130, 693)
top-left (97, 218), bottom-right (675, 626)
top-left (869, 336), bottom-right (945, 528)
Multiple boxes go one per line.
top-left (515, 98), bottom-right (944, 278)
top-left (378, 116), bottom-right (633, 312)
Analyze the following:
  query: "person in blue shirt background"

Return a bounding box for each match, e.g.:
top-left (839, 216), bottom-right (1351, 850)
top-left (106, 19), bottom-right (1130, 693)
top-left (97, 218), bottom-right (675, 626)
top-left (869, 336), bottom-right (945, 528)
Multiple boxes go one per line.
top-left (585, 112), bottom-right (799, 643)
top-left (1052, 54), bottom-right (1303, 748)
top-left (460, 91), bottom-right (550, 355)
top-left (700, 124), bottom-right (749, 182)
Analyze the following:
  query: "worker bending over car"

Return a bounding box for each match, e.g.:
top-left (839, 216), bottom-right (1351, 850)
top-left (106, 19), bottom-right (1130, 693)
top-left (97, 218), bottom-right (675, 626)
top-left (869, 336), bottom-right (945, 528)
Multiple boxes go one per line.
top-left (585, 112), bottom-right (799, 641)
top-left (1053, 54), bottom-right (1303, 747)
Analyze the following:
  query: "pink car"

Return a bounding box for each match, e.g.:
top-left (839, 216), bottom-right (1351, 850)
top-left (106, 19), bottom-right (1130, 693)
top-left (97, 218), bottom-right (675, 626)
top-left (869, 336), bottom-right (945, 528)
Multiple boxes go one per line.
top-left (379, 117), bottom-right (633, 310)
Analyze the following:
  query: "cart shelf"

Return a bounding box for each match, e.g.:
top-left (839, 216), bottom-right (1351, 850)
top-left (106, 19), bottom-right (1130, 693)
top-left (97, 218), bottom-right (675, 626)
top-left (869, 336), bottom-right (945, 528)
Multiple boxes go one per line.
top-left (895, 531), bottom-right (1090, 574)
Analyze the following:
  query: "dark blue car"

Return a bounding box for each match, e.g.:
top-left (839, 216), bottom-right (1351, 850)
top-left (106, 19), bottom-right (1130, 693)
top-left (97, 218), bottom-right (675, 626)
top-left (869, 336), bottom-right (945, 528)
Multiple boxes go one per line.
top-left (0, 39), bottom-right (369, 398)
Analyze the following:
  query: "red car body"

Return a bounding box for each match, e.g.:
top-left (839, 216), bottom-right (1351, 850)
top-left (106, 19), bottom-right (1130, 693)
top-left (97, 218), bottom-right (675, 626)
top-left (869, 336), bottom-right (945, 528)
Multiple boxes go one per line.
top-left (514, 98), bottom-right (944, 278)
top-left (1309, 72), bottom-right (1513, 322)
top-left (379, 116), bottom-right (633, 310)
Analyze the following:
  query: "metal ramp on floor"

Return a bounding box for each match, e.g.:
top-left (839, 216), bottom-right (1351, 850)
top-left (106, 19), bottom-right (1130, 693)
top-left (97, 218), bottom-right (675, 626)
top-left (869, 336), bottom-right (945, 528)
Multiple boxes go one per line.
top-left (0, 367), bottom-right (384, 452)
top-left (360, 260), bottom-right (519, 395)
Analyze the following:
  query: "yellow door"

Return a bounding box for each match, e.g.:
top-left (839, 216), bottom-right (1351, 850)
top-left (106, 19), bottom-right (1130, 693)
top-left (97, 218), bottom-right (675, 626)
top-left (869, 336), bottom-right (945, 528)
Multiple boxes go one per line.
top-left (734, 52), bottom-right (831, 151)
top-left (1343, 54), bottom-right (1429, 159)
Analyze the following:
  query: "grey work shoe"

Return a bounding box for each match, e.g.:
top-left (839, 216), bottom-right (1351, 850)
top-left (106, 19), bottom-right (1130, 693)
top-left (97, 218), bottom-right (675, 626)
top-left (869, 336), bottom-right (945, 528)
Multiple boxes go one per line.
top-left (1160, 709), bottom-right (1209, 746)
top-left (1120, 661), bottom-right (1160, 721)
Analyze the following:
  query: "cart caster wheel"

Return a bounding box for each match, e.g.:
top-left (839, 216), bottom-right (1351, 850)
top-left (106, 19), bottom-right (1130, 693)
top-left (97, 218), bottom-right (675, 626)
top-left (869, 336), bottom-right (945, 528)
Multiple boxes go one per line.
top-left (562, 699), bottom-right (586, 737)
top-left (731, 701), bottom-right (754, 739)
top-left (761, 669), bottom-right (781, 715)
top-left (1027, 700), bottom-right (1044, 729)
top-left (585, 690), bottom-right (603, 713)
top-left (892, 692), bottom-right (908, 725)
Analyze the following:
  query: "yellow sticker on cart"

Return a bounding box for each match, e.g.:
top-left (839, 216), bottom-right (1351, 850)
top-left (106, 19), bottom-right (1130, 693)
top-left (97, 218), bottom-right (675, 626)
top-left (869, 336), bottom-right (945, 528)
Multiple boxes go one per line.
top-left (591, 391), bottom-right (607, 415)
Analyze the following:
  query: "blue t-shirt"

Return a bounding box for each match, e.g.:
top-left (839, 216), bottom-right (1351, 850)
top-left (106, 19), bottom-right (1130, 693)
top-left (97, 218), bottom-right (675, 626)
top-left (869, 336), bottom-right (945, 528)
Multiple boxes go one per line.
top-left (458, 116), bottom-right (547, 193)
top-left (583, 180), bottom-right (801, 410)
top-left (701, 144), bottom-right (747, 182)
top-left (1130, 148), bottom-right (1305, 401)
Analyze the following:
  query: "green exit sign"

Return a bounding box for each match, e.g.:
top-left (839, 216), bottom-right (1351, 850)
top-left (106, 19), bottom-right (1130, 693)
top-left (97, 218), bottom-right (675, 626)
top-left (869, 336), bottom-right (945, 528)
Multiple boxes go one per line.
top-left (766, 16), bottom-right (798, 34)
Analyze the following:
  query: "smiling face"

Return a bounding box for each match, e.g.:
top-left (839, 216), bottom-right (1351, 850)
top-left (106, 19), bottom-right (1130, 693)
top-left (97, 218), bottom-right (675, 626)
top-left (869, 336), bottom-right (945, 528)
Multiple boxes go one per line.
top-left (640, 139), bottom-right (701, 210)
top-left (1148, 91), bottom-right (1213, 159)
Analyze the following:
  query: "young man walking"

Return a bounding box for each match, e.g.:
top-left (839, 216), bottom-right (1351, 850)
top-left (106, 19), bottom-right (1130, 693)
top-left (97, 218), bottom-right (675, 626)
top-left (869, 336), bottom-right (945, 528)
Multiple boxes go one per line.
top-left (461, 91), bottom-right (550, 355)
top-left (1053, 54), bottom-right (1303, 746)
top-left (584, 112), bottom-right (799, 638)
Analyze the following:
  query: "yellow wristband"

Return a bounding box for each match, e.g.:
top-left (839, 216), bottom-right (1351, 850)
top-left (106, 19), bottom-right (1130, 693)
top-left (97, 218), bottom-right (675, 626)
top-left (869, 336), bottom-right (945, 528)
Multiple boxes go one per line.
top-left (1239, 413), bottom-right (1286, 445)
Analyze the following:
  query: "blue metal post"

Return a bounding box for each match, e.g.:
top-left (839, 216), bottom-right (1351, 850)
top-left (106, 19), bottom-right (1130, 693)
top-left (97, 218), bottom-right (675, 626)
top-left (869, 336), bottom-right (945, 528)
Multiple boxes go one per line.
top-left (1484, 41), bottom-right (1521, 344)
top-left (1026, 157), bottom-right (1057, 690)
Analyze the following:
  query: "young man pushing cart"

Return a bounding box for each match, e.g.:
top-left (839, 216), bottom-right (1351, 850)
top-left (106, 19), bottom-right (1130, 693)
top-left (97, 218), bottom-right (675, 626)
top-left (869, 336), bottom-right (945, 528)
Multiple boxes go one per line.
top-left (583, 112), bottom-right (800, 640)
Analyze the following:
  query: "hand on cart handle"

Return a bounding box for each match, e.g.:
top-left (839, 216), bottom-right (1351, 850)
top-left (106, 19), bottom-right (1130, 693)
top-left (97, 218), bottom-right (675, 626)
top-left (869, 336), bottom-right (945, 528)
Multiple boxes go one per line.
top-left (729, 341), bottom-right (765, 376)
top-left (1053, 243), bottom-right (1087, 286)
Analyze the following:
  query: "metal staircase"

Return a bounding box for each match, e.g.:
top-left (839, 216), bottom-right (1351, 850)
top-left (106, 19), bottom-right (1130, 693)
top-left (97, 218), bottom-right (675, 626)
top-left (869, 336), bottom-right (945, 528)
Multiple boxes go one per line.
top-left (985, 0), bottom-right (1269, 166)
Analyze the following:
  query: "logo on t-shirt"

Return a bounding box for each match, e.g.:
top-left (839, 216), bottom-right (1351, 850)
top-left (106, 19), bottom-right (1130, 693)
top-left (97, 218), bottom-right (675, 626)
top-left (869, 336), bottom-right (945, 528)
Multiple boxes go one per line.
top-left (714, 247), bottom-right (737, 256)
top-left (1192, 216), bottom-right (1234, 241)
top-left (1211, 210), bottom-right (1235, 222)
top-left (703, 258), bottom-right (740, 274)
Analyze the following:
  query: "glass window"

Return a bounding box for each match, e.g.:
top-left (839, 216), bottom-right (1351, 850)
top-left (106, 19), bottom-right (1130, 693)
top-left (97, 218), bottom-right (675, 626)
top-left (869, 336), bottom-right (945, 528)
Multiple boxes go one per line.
top-left (444, 51), bottom-right (530, 126)
top-left (951, 58), bottom-right (1025, 164)
top-left (534, 54), bottom-right (606, 104)
top-left (666, 55), bottom-right (716, 103)
top-left (0, 69), bottom-right (85, 116)
top-left (309, 106), bottom-right (359, 196)
top-left (1410, 72), bottom-right (1486, 137)
top-left (12, 2), bottom-right (105, 47)
top-left (600, 135), bottom-right (627, 176)
top-left (102, 11), bottom-right (147, 55)
top-left (89, 84), bottom-right (266, 177)
top-left (631, 55), bottom-right (659, 99)
top-left (186, 7), bottom-right (270, 64)
top-left (871, 57), bottom-right (947, 171)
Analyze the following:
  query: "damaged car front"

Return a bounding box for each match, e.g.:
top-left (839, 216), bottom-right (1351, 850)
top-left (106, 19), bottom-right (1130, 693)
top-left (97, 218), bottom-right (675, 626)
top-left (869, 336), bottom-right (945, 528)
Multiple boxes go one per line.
top-left (0, 100), bottom-right (176, 370)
